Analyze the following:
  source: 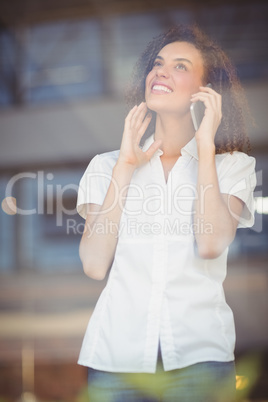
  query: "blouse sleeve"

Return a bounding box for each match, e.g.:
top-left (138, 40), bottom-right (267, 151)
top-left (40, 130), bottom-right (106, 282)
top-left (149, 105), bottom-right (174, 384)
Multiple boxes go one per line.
top-left (76, 154), bottom-right (112, 219)
top-left (218, 152), bottom-right (256, 228)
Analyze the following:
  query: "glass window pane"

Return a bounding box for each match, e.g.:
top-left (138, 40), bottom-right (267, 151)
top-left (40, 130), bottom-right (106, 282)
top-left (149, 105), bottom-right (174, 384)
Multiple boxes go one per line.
top-left (23, 20), bottom-right (104, 103)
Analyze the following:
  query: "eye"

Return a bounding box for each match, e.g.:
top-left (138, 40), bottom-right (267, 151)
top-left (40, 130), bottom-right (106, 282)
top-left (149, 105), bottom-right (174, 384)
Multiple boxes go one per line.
top-left (175, 63), bottom-right (187, 71)
top-left (153, 60), bottom-right (162, 67)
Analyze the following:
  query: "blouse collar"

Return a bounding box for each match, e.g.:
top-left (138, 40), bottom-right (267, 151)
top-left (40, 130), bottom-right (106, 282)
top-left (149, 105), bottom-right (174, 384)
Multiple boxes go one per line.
top-left (142, 134), bottom-right (198, 160)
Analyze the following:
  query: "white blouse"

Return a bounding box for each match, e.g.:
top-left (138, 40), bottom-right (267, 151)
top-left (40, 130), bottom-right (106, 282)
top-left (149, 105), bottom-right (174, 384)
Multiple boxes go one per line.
top-left (76, 135), bottom-right (256, 373)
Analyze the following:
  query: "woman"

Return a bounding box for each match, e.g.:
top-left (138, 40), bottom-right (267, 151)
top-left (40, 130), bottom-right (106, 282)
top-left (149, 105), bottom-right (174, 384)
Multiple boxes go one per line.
top-left (76, 25), bottom-right (256, 401)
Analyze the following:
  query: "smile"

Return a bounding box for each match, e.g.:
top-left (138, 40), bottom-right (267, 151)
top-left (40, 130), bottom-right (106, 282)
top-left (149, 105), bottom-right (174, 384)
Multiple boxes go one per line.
top-left (152, 84), bottom-right (173, 93)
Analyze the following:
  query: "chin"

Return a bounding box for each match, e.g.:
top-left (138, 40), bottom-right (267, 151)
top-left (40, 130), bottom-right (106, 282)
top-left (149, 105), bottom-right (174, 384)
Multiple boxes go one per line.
top-left (147, 97), bottom-right (190, 117)
top-left (146, 97), bottom-right (168, 113)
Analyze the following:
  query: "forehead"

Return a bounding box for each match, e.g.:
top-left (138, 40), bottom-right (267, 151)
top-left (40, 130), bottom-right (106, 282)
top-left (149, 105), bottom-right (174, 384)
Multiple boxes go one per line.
top-left (157, 41), bottom-right (204, 65)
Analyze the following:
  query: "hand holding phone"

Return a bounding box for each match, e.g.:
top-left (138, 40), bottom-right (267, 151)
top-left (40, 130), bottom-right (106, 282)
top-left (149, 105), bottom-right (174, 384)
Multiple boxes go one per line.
top-left (190, 83), bottom-right (212, 131)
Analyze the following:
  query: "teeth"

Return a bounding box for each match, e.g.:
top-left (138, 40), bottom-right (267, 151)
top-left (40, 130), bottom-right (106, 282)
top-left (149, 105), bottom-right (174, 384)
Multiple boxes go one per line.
top-left (152, 85), bottom-right (172, 93)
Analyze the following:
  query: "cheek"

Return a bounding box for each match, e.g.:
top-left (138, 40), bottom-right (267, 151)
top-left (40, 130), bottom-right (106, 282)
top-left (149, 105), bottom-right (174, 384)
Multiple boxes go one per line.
top-left (175, 74), bottom-right (196, 93)
top-left (145, 72), bottom-right (154, 101)
top-left (145, 71), bottom-right (153, 90)
top-left (174, 74), bottom-right (203, 98)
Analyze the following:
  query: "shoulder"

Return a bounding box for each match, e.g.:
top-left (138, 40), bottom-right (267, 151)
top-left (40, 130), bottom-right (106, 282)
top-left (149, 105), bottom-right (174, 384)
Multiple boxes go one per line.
top-left (215, 151), bottom-right (256, 195)
top-left (97, 149), bottom-right (120, 162)
top-left (86, 149), bottom-right (120, 173)
top-left (93, 149), bottom-right (120, 164)
top-left (215, 151), bottom-right (256, 172)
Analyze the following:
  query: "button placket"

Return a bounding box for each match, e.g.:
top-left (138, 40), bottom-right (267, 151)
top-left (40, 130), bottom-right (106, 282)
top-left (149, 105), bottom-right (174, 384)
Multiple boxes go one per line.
top-left (142, 156), bottom-right (168, 371)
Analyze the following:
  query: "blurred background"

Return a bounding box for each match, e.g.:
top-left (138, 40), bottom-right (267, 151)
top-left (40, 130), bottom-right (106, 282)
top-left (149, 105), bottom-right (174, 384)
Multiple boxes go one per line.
top-left (0, 0), bottom-right (267, 401)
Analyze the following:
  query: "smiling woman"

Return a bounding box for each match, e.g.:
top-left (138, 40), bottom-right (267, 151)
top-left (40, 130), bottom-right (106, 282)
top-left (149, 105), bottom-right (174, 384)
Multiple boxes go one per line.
top-left (145, 42), bottom-right (204, 118)
top-left (127, 25), bottom-right (251, 155)
top-left (76, 24), bottom-right (256, 402)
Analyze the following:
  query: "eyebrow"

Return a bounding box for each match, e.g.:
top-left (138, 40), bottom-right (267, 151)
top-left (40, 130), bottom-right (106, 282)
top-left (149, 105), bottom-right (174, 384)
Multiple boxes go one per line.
top-left (155, 55), bottom-right (193, 65)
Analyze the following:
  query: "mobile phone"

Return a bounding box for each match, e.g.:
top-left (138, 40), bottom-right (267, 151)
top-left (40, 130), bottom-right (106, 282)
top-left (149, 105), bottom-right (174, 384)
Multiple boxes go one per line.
top-left (190, 83), bottom-right (212, 131)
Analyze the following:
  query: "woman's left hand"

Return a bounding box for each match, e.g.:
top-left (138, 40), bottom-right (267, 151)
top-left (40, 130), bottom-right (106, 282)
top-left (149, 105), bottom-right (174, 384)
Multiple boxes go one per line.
top-left (191, 86), bottom-right (222, 149)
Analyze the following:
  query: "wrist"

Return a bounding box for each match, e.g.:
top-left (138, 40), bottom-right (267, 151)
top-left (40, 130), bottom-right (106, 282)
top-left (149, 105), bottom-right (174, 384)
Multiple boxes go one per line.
top-left (196, 141), bottom-right (216, 159)
top-left (114, 160), bottom-right (136, 175)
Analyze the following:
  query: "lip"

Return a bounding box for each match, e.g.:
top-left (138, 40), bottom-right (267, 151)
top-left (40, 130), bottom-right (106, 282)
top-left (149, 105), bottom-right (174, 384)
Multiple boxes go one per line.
top-left (151, 80), bottom-right (173, 94)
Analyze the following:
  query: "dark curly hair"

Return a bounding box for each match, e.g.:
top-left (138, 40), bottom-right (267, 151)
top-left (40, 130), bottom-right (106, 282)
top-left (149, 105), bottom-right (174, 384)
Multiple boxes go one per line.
top-left (126, 24), bottom-right (251, 154)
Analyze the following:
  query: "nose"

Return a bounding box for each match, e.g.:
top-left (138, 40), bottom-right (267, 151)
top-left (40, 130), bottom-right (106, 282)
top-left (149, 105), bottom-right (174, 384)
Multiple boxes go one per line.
top-left (155, 64), bottom-right (169, 78)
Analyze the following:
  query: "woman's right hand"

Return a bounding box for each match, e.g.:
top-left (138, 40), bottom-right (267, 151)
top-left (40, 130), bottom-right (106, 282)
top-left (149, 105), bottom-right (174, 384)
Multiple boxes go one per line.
top-left (117, 102), bottom-right (162, 169)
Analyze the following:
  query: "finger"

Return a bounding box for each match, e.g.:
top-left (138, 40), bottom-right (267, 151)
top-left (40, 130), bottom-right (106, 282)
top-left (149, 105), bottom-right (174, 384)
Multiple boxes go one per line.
top-left (123, 105), bottom-right (138, 137)
top-left (125, 105), bottom-right (138, 125)
top-left (191, 91), bottom-right (215, 99)
top-left (130, 102), bottom-right (148, 129)
top-left (199, 85), bottom-right (215, 93)
top-left (137, 113), bottom-right (152, 142)
top-left (191, 95), bottom-right (213, 109)
top-left (126, 105), bottom-right (138, 120)
top-left (192, 88), bottom-right (221, 104)
top-left (144, 139), bottom-right (162, 160)
top-left (130, 106), bottom-right (147, 131)
top-left (191, 93), bottom-right (217, 109)
top-left (199, 86), bottom-right (221, 97)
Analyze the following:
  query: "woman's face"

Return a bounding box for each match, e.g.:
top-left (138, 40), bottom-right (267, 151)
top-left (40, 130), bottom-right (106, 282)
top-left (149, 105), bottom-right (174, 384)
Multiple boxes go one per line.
top-left (145, 41), bottom-right (205, 116)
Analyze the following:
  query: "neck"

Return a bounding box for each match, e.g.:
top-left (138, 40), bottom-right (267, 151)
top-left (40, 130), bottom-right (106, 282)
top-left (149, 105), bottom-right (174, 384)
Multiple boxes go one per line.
top-left (154, 112), bottom-right (195, 157)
